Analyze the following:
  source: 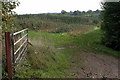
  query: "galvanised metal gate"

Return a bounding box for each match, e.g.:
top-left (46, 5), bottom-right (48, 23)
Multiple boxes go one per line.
top-left (5, 28), bottom-right (28, 79)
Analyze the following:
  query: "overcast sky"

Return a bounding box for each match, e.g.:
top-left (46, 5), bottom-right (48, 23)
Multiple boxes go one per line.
top-left (14, 0), bottom-right (102, 14)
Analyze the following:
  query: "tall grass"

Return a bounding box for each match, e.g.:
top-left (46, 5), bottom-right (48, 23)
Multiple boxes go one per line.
top-left (15, 31), bottom-right (70, 78)
top-left (14, 14), bottom-right (99, 33)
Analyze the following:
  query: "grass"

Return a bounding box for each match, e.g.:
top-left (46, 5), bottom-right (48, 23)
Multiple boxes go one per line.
top-left (15, 30), bottom-right (71, 78)
top-left (15, 14), bottom-right (99, 33)
top-left (15, 28), bottom-right (120, 78)
top-left (72, 29), bottom-right (119, 57)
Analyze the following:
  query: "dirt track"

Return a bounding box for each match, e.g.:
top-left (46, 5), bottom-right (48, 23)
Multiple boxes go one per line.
top-left (69, 52), bottom-right (119, 78)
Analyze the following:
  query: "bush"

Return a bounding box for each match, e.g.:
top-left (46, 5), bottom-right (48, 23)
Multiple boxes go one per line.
top-left (101, 2), bottom-right (120, 50)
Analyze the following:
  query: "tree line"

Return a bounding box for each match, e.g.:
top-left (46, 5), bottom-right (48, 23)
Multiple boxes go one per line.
top-left (61, 9), bottom-right (100, 15)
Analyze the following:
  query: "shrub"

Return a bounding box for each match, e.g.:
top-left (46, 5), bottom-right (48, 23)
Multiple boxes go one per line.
top-left (101, 2), bottom-right (120, 50)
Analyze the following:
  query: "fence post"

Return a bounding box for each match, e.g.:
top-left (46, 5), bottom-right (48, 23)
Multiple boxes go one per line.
top-left (5, 32), bottom-right (12, 79)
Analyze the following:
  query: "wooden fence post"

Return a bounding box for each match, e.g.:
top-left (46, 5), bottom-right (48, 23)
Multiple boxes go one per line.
top-left (5, 32), bottom-right (12, 79)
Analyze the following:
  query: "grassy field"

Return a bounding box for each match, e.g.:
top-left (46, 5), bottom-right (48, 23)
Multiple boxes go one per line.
top-left (15, 13), bottom-right (99, 33)
top-left (15, 27), bottom-right (119, 78)
top-left (13, 12), bottom-right (119, 78)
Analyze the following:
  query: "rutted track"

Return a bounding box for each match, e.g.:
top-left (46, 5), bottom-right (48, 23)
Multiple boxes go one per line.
top-left (69, 51), bottom-right (118, 78)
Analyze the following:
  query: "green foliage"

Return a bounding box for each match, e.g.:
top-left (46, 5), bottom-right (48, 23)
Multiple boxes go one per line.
top-left (2, 0), bottom-right (20, 32)
top-left (14, 13), bottom-right (100, 32)
top-left (73, 29), bottom-right (119, 56)
top-left (87, 10), bottom-right (92, 13)
top-left (101, 2), bottom-right (120, 50)
top-left (61, 10), bottom-right (67, 14)
top-left (73, 10), bottom-right (81, 15)
top-left (60, 10), bottom-right (101, 16)
top-left (1, 0), bottom-right (20, 78)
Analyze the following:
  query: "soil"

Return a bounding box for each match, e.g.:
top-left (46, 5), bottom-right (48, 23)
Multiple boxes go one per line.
top-left (68, 51), bottom-right (119, 78)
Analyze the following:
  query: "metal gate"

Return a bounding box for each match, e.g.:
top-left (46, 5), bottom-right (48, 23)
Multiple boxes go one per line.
top-left (5, 28), bottom-right (28, 79)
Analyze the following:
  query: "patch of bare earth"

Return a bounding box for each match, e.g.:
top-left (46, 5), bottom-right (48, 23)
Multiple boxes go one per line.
top-left (69, 52), bottom-right (118, 78)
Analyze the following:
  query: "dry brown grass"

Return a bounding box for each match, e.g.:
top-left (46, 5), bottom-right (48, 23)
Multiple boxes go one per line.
top-left (66, 27), bottom-right (95, 37)
top-left (28, 36), bottom-right (56, 69)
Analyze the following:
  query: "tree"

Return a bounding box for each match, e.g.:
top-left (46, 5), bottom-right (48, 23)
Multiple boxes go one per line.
top-left (61, 10), bottom-right (67, 14)
top-left (69, 11), bottom-right (73, 15)
top-left (101, 2), bottom-right (120, 50)
top-left (87, 10), bottom-right (92, 13)
top-left (1, 0), bottom-right (20, 78)
top-left (94, 9), bottom-right (100, 13)
top-left (82, 11), bottom-right (85, 14)
top-left (2, 0), bottom-right (20, 32)
top-left (73, 10), bottom-right (81, 15)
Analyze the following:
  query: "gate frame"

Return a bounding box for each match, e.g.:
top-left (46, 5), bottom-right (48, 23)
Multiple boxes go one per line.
top-left (12, 28), bottom-right (28, 64)
top-left (5, 28), bottom-right (28, 79)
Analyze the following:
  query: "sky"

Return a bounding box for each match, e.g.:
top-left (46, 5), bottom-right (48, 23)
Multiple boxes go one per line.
top-left (14, 0), bottom-right (102, 14)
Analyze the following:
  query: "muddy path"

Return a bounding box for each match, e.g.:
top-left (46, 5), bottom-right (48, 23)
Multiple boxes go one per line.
top-left (68, 51), bottom-right (119, 78)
